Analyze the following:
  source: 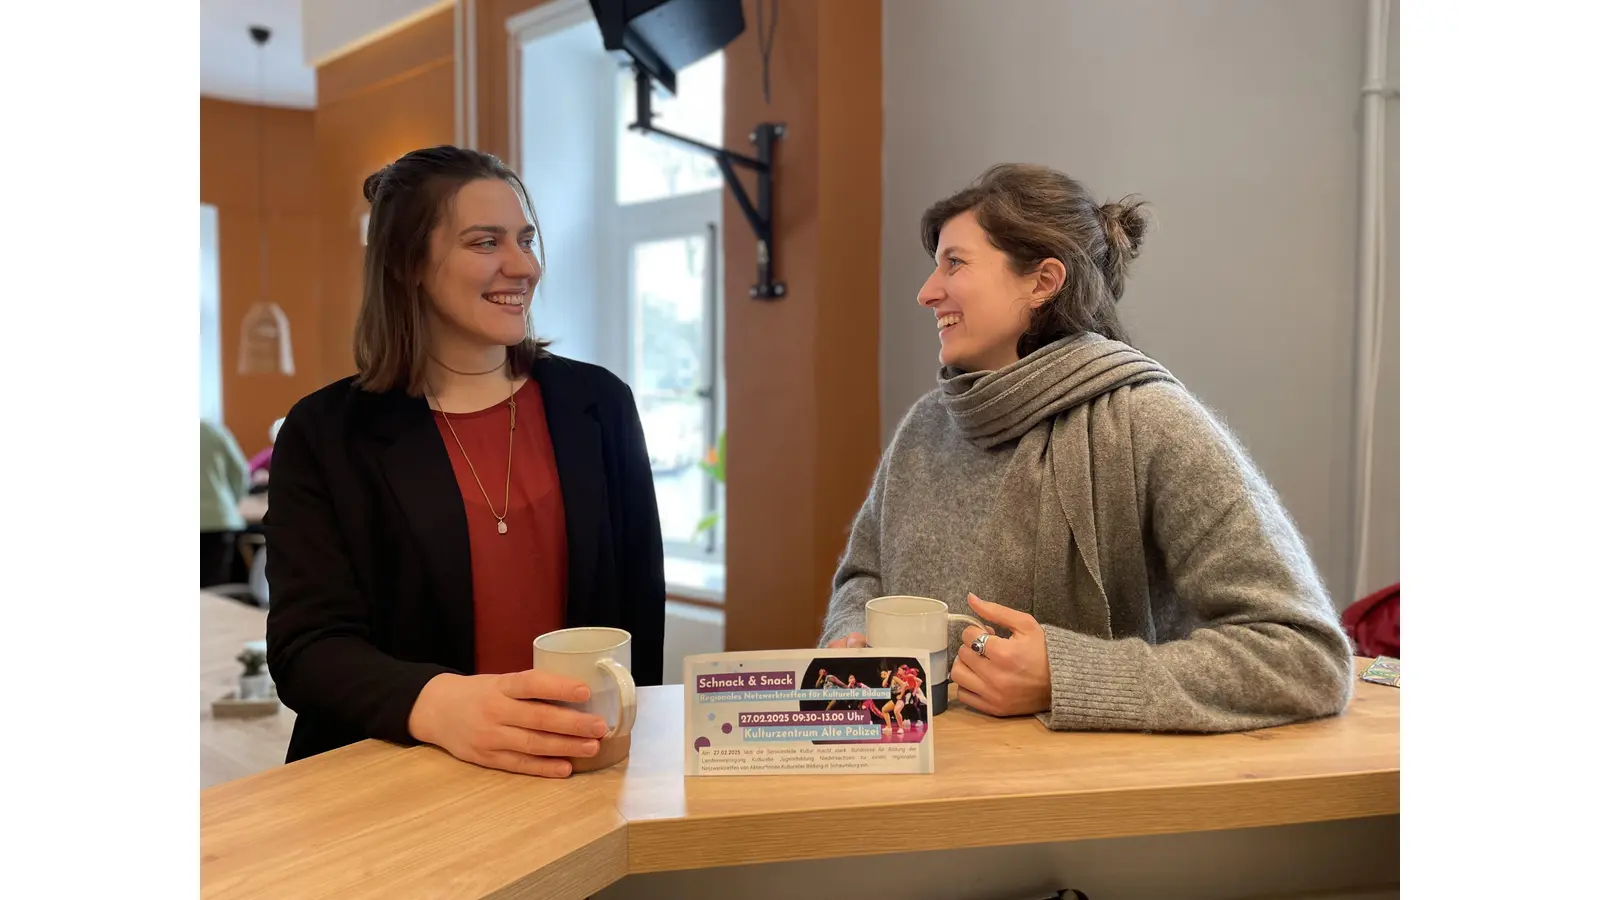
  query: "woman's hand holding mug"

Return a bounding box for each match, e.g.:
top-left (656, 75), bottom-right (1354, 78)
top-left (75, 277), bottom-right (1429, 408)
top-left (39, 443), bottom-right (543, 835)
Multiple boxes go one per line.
top-left (950, 594), bottom-right (1053, 717)
top-left (407, 670), bottom-right (610, 778)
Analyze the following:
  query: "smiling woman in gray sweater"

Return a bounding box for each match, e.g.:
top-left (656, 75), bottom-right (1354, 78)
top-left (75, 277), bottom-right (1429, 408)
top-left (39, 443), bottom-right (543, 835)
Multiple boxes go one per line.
top-left (820, 164), bottom-right (1353, 733)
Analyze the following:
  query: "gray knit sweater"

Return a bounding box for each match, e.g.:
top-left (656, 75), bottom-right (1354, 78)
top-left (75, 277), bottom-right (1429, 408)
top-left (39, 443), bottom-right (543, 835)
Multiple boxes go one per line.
top-left (821, 336), bottom-right (1354, 733)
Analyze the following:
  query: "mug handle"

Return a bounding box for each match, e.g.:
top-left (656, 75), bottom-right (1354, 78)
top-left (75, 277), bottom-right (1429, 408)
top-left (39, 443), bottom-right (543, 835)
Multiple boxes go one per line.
top-left (946, 615), bottom-right (991, 708)
top-left (949, 613), bottom-right (993, 639)
top-left (595, 657), bottom-right (637, 740)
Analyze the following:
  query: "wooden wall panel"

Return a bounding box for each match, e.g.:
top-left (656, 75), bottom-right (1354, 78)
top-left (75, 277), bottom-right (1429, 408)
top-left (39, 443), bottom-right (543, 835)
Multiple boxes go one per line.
top-left (317, 7), bottom-right (457, 106)
top-left (199, 97), bottom-right (322, 457)
top-left (721, 1), bottom-right (823, 652)
top-left (810, 0), bottom-right (884, 642)
top-left (719, 0), bottom-right (881, 651)
top-left (314, 7), bottom-right (458, 385)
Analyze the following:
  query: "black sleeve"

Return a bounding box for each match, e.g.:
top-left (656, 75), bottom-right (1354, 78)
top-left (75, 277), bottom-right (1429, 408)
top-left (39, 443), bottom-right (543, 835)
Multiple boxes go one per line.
top-left (612, 382), bottom-right (667, 686)
top-left (264, 404), bottom-right (456, 744)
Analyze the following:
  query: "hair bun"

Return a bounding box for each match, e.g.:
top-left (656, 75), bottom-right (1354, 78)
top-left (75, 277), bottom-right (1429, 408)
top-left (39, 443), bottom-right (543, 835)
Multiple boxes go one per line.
top-left (362, 168), bottom-right (388, 203)
top-left (1099, 196), bottom-right (1151, 260)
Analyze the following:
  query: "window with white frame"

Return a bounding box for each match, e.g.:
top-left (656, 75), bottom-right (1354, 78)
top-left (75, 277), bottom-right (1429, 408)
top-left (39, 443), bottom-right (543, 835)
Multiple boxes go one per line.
top-left (201, 203), bottom-right (223, 425)
top-left (518, 16), bottom-right (725, 596)
top-left (614, 53), bottom-right (726, 584)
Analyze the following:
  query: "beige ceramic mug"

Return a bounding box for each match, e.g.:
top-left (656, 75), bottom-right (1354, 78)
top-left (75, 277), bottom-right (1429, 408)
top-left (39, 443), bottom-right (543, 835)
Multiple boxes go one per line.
top-left (865, 595), bottom-right (989, 715)
top-left (532, 626), bottom-right (638, 773)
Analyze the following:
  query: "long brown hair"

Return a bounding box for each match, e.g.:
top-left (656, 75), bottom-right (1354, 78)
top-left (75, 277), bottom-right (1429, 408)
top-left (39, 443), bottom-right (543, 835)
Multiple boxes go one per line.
top-left (920, 163), bottom-right (1150, 357)
top-left (353, 145), bottom-right (550, 395)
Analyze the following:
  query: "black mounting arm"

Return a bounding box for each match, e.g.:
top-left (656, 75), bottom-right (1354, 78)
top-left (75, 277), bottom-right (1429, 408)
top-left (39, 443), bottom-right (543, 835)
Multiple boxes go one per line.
top-left (626, 66), bottom-right (786, 299)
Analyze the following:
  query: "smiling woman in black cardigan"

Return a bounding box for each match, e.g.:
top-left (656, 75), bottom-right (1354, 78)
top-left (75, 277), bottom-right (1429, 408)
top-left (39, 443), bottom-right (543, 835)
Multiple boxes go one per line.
top-left (264, 146), bottom-right (665, 778)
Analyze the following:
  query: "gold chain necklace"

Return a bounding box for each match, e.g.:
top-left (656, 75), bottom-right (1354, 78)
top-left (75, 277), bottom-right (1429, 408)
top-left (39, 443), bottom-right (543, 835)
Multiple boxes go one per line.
top-left (427, 375), bottom-right (517, 535)
top-left (429, 354), bottom-right (505, 376)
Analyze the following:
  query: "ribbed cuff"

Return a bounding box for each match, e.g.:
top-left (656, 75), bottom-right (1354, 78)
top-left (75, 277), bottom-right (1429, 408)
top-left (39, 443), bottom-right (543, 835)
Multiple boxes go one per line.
top-left (1038, 624), bottom-right (1149, 732)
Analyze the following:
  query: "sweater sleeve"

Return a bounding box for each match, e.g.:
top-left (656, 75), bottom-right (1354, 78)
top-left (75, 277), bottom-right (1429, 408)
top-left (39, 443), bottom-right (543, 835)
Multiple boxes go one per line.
top-left (1038, 384), bottom-right (1354, 733)
top-left (818, 448), bottom-right (891, 647)
top-left (221, 425), bottom-right (253, 501)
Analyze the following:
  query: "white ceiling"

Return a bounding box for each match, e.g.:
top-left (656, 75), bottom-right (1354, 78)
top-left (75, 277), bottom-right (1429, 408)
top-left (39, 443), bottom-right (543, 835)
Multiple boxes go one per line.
top-left (200, 0), bottom-right (317, 108)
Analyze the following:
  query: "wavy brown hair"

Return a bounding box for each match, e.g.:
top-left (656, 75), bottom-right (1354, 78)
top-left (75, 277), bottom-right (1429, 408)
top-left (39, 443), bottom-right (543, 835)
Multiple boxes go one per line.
top-left (920, 163), bottom-right (1150, 356)
top-left (353, 145), bottom-right (550, 395)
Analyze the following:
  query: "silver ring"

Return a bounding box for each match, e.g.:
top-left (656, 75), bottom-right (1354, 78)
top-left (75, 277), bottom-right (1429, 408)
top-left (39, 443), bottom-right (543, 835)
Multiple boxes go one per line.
top-left (971, 633), bottom-right (990, 657)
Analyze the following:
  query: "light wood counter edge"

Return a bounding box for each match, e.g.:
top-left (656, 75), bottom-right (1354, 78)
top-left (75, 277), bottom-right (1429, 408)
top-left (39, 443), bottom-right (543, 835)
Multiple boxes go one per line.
top-left (482, 826), bottom-right (628, 900)
top-left (622, 768), bottom-right (1400, 873)
top-left (204, 762), bottom-right (1398, 893)
top-left (202, 661), bottom-right (1398, 897)
top-left (201, 741), bottom-right (629, 900)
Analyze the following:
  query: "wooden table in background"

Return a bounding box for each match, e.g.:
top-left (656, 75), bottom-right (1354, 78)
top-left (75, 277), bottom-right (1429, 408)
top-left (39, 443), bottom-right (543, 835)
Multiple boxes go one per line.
top-left (201, 664), bottom-right (1399, 900)
top-left (201, 591), bottom-right (294, 788)
top-left (237, 494), bottom-right (267, 526)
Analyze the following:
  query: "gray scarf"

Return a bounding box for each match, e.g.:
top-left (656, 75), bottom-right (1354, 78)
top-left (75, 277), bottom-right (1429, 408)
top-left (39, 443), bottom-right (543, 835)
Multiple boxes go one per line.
top-left (938, 333), bottom-right (1178, 639)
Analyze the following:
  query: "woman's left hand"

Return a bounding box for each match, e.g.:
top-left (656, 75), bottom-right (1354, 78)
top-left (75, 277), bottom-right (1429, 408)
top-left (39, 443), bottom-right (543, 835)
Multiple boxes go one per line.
top-left (950, 594), bottom-right (1052, 717)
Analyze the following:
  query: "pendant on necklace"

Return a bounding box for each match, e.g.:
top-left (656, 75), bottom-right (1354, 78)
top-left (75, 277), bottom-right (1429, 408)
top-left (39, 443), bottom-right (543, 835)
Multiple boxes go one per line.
top-left (497, 520), bottom-right (508, 535)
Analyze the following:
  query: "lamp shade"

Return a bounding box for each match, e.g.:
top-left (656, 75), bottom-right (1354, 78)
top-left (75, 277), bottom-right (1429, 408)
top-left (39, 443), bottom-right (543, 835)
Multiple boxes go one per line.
top-left (238, 300), bottom-right (295, 376)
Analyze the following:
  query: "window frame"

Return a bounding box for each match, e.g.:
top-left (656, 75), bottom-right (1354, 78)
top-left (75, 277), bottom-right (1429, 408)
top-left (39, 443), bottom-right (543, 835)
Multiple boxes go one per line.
top-left (510, 8), bottom-right (728, 597)
top-left (607, 54), bottom-right (728, 581)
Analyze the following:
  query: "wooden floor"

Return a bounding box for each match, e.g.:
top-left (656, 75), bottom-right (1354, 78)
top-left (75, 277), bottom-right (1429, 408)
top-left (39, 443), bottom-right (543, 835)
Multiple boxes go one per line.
top-left (201, 591), bottom-right (294, 788)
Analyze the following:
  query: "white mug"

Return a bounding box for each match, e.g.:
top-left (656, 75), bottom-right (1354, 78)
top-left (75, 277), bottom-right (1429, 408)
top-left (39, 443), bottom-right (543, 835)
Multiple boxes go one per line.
top-left (532, 626), bottom-right (638, 773)
top-left (865, 596), bottom-right (989, 715)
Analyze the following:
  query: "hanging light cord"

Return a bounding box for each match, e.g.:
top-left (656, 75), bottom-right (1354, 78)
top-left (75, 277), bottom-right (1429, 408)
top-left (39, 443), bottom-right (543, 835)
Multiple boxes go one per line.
top-left (757, 0), bottom-right (778, 105)
top-left (254, 27), bottom-right (269, 299)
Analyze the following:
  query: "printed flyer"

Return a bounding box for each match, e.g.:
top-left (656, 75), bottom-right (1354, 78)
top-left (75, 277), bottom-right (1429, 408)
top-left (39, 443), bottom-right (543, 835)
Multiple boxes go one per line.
top-left (683, 648), bottom-right (935, 776)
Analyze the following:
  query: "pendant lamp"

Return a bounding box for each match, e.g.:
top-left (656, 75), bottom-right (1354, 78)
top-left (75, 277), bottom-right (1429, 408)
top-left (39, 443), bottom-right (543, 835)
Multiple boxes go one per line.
top-left (238, 24), bottom-right (295, 377)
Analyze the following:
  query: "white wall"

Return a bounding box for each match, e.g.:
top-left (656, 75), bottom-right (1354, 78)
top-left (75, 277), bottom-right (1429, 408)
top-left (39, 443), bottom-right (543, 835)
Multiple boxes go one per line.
top-left (520, 22), bottom-right (621, 372)
top-left (881, 0), bottom-right (1392, 608)
top-left (201, 0), bottom-right (317, 107)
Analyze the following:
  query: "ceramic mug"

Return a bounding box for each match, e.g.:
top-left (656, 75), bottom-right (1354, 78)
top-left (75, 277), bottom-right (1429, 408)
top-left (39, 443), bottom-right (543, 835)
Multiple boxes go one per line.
top-left (865, 595), bottom-right (990, 715)
top-left (532, 626), bottom-right (638, 773)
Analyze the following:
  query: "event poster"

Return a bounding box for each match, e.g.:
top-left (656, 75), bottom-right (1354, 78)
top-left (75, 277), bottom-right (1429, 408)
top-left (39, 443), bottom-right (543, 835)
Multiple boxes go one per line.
top-left (683, 648), bottom-right (935, 776)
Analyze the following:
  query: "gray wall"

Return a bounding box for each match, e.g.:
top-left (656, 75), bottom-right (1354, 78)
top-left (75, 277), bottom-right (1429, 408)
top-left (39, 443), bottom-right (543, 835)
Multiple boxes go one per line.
top-left (1361, 0), bottom-right (1400, 601)
top-left (881, 0), bottom-right (1396, 607)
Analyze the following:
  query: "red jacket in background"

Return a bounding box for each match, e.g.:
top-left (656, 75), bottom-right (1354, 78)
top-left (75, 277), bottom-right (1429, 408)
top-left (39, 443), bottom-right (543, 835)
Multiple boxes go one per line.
top-left (1342, 582), bottom-right (1400, 659)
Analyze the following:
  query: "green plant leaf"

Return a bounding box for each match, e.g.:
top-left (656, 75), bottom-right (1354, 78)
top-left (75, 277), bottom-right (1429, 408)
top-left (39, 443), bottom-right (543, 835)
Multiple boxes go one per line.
top-left (693, 512), bottom-right (721, 536)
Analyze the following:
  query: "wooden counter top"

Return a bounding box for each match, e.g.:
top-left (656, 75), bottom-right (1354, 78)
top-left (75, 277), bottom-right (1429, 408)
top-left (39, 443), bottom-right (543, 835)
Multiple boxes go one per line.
top-left (201, 664), bottom-right (1398, 899)
top-left (202, 741), bottom-right (627, 900)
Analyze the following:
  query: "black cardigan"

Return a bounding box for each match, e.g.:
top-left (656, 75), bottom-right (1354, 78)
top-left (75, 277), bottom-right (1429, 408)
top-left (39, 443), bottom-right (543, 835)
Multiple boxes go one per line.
top-left (263, 354), bottom-right (666, 763)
